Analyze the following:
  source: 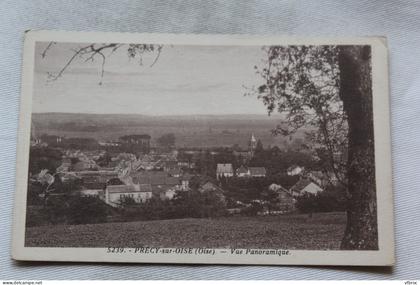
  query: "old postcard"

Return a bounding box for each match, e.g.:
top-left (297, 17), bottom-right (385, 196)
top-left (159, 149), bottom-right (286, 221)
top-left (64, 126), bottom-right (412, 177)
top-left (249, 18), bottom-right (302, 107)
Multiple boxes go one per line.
top-left (12, 30), bottom-right (394, 265)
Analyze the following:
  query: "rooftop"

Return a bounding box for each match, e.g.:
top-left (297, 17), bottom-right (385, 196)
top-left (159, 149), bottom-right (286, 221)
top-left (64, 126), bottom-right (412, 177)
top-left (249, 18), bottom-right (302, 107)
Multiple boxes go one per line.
top-left (216, 163), bottom-right (233, 173)
top-left (236, 165), bottom-right (248, 174)
top-left (132, 172), bottom-right (180, 186)
top-left (106, 184), bottom-right (137, 194)
top-left (290, 179), bottom-right (323, 193)
top-left (249, 167), bottom-right (267, 176)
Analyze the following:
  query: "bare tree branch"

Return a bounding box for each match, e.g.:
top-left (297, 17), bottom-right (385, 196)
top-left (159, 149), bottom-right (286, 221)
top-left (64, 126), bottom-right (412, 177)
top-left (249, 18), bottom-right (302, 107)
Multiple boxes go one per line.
top-left (44, 43), bottom-right (163, 83)
top-left (47, 45), bottom-right (92, 81)
top-left (150, 45), bottom-right (163, 67)
top-left (41, 42), bottom-right (56, 58)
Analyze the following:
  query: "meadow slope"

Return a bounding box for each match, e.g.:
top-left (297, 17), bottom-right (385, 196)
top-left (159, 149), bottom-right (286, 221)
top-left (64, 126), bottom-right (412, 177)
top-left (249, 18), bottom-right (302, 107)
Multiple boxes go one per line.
top-left (25, 212), bottom-right (346, 250)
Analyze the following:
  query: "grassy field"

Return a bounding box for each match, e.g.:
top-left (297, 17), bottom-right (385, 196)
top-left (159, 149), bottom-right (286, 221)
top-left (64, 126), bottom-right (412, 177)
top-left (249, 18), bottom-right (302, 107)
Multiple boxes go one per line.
top-left (25, 212), bottom-right (346, 250)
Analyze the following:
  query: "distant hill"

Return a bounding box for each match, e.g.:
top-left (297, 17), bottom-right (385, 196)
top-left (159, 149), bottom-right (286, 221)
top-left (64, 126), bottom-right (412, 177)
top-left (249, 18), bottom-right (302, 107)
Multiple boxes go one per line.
top-left (31, 112), bottom-right (306, 149)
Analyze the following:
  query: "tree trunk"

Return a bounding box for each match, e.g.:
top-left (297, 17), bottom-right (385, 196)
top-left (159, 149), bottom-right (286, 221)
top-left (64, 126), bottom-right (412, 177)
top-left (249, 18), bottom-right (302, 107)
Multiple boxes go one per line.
top-left (338, 45), bottom-right (378, 250)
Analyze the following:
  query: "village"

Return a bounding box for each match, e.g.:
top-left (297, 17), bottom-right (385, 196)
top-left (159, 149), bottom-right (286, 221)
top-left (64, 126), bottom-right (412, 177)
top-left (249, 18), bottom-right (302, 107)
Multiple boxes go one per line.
top-left (28, 129), bottom-right (342, 221)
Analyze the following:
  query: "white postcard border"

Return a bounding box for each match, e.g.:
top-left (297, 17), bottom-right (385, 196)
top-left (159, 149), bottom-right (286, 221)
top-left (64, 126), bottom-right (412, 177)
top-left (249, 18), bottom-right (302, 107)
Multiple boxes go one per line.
top-left (12, 30), bottom-right (394, 266)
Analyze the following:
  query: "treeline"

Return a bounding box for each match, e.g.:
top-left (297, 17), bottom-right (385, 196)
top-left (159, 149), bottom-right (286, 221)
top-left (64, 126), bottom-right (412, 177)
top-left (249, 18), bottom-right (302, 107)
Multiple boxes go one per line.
top-left (249, 144), bottom-right (318, 175)
top-left (220, 176), bottom-right (299, 203)
top-left (119, 191), bottom-right (227, 221)
top-left (26, 190), bottom-right (228, 227)
top-left (40, 135), bottom-right (99, 150)
top-left (47, 122), bottom-right (102, 132)
top-left (295, 186), bottom-right (348, 214)
top-left (186, 145), bottom-right (319, 179)
top-left (26, 195), bottom-right (111, 227)
top-left (26, 183), bottom-right (348, 228)
top-left (29, 147), bottom-right (62, 175)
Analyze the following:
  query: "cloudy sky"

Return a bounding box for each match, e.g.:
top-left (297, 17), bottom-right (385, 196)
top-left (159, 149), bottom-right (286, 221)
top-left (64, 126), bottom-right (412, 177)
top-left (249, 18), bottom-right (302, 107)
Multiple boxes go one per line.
top-left (33, 42), bottom-right (268, 115)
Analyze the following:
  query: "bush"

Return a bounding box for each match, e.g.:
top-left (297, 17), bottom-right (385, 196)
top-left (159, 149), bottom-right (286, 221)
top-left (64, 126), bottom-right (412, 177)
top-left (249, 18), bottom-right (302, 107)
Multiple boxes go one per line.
top-left (118, 191), bottom-right (228, 222)
top-left (27, 181), bottom-right (44, 206)
top-left (25, 206), bottom-right (49, 227)
top-left (44, 195), bottom-right (70, 224)
top-left (295, 186), bottom-right (348, 214)
top-left (241, 201), bottom-right (263, 216)
top-left (171, 190), bottom-right (227, 218)
top-left (66, 196), bottom-right (108, 224)
top-left (28, 146), bottom-right (62, 175)
top-left (27, 194), bottom-right (110, 226)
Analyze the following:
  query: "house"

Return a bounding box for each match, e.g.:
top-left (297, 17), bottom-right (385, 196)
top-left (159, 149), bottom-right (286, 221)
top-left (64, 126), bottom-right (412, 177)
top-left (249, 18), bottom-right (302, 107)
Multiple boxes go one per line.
top-left (163, 160), bottom-right (178, 171)
top-left (197, 180), bottom-right (226, 202)
top-left (289, 179), bottom-right (324, 197)
top-left (119, 134), bottom-right (151, 145)
top-left (72, 160), bottom-right (97, 171)
top-left (132, 171), bottom-right (182, 200)
top-left (83, 181), bottom-right (106, 190)
top-left (74, 170), bottom-right (118, 184)
top-left (157, 187), bottom-right (177, 200)
top-left (199, 181), bottom-right (223, 193)
top-left (80, 174), bottom-right (101, 184)
top-left (30, 122), bottom-right (42, 146)
top-left (235, 166), bottom-right (267, 178)
top-left (287, 165), bottom-right (304, 176)
top-left (269, 183), bottom-right (288, 192)
top-left (249, 167), bottom-right (267, 177)
top-left (98, 141), bottom-right (121, 147)
top-left (40, 134), bottom-right (63, 146)
top-left (216, 163), bottom-right (234, 179)
top-left (132, 171), bottom-right (179, 185)
top-left (306, 170), bottom-right (324, 186)
top-left (104, 184), bottom-right (152, 206)
top-left (56, 161), bottom-right (71, 173)
top-left (307, 170), bottom-right (340, 187)
top-left (59, 172), bottom-right (81, 183)
top-left (135, 154), bottom-right (162, 171)
top-left (177, 161), bottom-right (196, 169)
top-left (79, 189), bottom-right (104, 199)
top-left (138, 184), bottom-right (153, 201)
top-left (167, 167), bottom-right (182, 177)
top-left (236, 165), bottom-right (249, 177)
top-left (268, 183), bottom-right (295, 213)
top-left (180, 173), bottom-right (193, 191)
top-left (107, 177), bottom-right (124, 185)
top-left (119, 134), bottom-right (151, 153)
top-left (151, 184), bottom-right (180, 200)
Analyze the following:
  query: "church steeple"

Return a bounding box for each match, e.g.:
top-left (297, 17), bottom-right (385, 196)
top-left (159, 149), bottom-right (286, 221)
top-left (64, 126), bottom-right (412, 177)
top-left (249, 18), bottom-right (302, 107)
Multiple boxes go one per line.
top-left (249, 133), bottom-right (257, 154)
top-left (250, 133), bottom-right (256, 143)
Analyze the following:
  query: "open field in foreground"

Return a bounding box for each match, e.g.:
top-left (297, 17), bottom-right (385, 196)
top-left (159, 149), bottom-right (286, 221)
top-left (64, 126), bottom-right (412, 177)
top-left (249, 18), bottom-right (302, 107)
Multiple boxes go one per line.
top-left (25, 212), bottom-right (346, 250)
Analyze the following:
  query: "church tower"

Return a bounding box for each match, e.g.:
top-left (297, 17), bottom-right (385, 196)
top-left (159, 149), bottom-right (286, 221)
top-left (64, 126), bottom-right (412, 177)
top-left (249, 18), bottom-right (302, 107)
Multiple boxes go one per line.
top-left (249, 133), bottom-right (257, 155)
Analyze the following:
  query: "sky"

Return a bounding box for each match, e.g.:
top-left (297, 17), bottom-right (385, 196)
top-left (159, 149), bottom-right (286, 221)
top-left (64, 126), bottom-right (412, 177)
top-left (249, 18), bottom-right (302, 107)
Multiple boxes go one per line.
top-left (33, 42), bottom-right (269, 115)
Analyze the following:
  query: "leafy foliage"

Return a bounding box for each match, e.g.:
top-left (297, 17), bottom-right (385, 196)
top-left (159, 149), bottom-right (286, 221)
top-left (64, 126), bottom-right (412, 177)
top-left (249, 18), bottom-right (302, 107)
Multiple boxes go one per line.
top-left (119, 191), bottom-right (227, 221)
top-left (26, 182), bottom-right (45, 206)
top-left (249, 146), bottom-right (316, 176)
top-left (28, 146), bottom-right (62, 175)
top-left (26, 194), bottom-right (109, 226)
top-left (295, 186), bottom-right (348, 214)
top-left (66, 196), bottom-right (109, 224)
top-left (253, 45), bottom-right (348, 185)
top-left (221, 176), bottom-right (299, 203)
top-left (96, 151), bottom-right (112, 167)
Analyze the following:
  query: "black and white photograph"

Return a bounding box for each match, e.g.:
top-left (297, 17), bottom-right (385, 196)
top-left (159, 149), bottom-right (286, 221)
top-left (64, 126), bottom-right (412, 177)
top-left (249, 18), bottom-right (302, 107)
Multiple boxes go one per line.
top-left (12, 31), bottom-right (393, 265)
